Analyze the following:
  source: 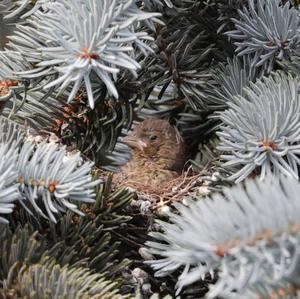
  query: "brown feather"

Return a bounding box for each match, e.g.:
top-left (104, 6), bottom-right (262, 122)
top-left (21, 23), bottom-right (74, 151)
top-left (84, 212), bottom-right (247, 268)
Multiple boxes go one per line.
top-left (114, 118), bottom-right (185, 189)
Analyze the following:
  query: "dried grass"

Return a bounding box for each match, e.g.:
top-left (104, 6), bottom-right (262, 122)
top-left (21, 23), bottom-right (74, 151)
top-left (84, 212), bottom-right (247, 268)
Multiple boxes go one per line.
top-left (114, 165), bottom-right (208, 211)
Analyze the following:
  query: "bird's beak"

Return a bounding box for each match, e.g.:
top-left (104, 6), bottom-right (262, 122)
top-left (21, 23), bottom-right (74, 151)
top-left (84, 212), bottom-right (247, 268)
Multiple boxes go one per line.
top-left (123, 135), bottom-right (147, 151)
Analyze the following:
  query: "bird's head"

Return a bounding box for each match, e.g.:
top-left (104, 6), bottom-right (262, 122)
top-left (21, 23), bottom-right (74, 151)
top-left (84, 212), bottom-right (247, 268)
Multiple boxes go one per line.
top-left (123, 118), bottom-right (185, 171)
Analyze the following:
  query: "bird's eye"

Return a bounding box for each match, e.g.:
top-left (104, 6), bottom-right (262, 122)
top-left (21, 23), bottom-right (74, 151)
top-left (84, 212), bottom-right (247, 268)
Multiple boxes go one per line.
top-left (149, 135), bottom-right (157, 141)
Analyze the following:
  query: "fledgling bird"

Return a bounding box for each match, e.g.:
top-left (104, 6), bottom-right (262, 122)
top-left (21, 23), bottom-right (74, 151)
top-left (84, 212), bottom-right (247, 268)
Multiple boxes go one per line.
top-left (115, 118), bottom-right (185, 189)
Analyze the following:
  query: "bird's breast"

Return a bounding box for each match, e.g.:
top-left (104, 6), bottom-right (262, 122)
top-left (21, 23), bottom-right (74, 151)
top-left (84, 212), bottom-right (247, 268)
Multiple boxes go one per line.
top-left (116, 157), bottom-right (180, 189)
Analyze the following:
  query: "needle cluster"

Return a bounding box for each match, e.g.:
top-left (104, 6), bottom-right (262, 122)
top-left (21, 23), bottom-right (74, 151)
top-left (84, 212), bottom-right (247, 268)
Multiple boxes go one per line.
top-left (218, 72), bottom-right (300, 182)
top-left (147, 175), bottom-right (300, 298)
top-left (227, 0), bottom-right (300, 72)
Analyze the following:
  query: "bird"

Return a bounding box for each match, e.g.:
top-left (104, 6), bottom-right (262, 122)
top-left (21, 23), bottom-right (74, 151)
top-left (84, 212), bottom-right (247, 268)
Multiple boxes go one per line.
top-left (114, 118), bottom-right (185, 190)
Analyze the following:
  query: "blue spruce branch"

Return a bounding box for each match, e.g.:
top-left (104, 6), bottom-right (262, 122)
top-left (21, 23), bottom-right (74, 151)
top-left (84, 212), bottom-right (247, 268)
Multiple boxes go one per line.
top-left (147, 174), bottom-right (300, 298)
top-left (226, 0), bottom-right (300, 72)
top-left (217, 72), bottom-right (300, 183)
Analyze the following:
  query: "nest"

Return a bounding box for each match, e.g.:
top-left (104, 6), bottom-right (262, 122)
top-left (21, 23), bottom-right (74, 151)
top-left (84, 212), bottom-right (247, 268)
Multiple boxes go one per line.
top-left (114, 165), bottom-right (218, 214)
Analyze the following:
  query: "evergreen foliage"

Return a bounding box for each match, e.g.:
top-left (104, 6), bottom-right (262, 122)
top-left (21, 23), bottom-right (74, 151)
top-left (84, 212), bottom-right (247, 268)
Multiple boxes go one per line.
top-left (0, 143), bottom-right (19, 223)
top-left (1, 0), bottom-right (300, 298)
top-left (147, 175), bottom-right (300, 298)
top-left (227, 0), bottom-right (300, 71)
top-left (218, 72), bottom-right (300, 183)
top-left (205, 55), bottom-right (261, 112)
top-left (2, 257), bottom-right (124, 299)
